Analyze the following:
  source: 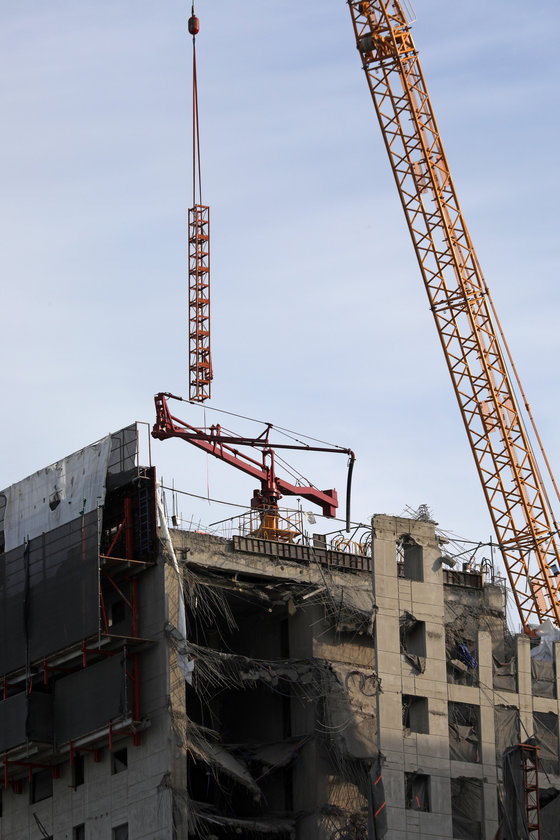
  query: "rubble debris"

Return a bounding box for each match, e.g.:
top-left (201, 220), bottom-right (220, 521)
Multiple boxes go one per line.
top-left (190, 740), bottom-right (262, 801)
top-left (169, 535), bottom-right (382, 837)
top-left (188, 803), bottom-right (296, 838)
top-left (233, 737), bottom-right (309, 777)
top-left (305, 582), bottom-right (376, 636)
top-left (530, 618), bottom-right (560, 662)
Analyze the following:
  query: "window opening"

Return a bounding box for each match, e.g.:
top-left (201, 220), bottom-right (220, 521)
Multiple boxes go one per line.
top-left (402, 694), bottom-right (429, 734)
top-left (531, 657), bottom-right (556, 699)
top-left (72, 753), bottom-right (85, 788)
top-left (398, 535), bottom-right (423, 581)
top-left (494, 705), bottom-right (520, 766)
top-left (30, 769), bottom-right (53, 803)
top-left (73, 825), bottom-right (85, 840)
top-left (109, 599), bottom-right (126, 627)
top-left (112, 824), bottom-right (128, 840)
top-left (534, 710), bottom-right (559, 773)
top-left (400, 612), bottom-right (426, 672)
top-left (451, 777), bottom-right (482, 839)
top-left (111, 748), bottom-right (128, 775)
top-left (446, 622), bottom-right (479, 687)
top-left (449, 702), bottom-right (481, 763)
top-left (405, 772), bottom-right (430, 811)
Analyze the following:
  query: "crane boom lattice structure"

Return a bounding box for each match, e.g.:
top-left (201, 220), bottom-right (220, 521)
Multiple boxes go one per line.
top-left (348, 0), bottom-right (560, 630)
top-left (189, 204), bottom-right (212, 401)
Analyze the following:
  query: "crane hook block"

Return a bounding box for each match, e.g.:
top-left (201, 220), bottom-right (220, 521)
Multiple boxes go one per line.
top-left (188, 14), bottom-right (200, 36)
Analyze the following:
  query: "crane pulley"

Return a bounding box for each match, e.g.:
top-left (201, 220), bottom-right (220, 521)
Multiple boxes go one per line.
top-left (348, 0), bottom-right (560, 630)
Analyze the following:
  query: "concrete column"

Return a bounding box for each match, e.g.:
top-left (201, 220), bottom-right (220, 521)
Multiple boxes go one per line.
top-left (479, 629), bottom-right (499, 837)
top-left (289, 604), bottom-right (322, 840)
top-left (554, 641), bottom-right (560, 705)
top-left (372, 515), bottom-right (453, 838)
top-left (164, 562), bottom-right (188, 791)
top-left (478, 629), bottom-right (495, 766)
top-left (372, 517), bottom-right (407, 837)
top-left (517, 635), bottom-right (533, 740)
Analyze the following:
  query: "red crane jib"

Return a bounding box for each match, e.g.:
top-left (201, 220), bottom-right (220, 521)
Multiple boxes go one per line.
top-left (152, 393), bottom-right (339, 518)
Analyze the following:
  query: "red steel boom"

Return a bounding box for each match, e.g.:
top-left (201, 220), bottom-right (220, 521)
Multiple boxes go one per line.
top-left (153, 393), bottom-right (354, 519)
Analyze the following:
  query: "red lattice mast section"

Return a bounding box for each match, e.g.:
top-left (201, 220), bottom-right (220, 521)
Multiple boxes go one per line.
top-left (520, 744), bottom-right (541, 839)
top-left (189, 204), bottom-right (212, 401)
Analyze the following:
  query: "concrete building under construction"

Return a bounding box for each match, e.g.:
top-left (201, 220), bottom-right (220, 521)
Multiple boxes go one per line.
top-left (0, 426), bottom-right (559, 840)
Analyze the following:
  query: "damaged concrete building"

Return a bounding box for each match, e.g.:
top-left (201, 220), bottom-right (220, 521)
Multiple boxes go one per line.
top-left (1, 427), bottom-right (560, 839)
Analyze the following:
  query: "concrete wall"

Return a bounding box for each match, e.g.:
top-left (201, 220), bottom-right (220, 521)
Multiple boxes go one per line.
top-left (0, 554), bottom-right (175, 840)
top-left (373, 515), bottom-right (453, 840)
top-left (3, 516), bottom-right (550, 839)
top-left (371, 513), bottom-right (560, 840)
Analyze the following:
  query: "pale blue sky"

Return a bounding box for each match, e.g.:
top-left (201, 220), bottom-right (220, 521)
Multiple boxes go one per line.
top-left (2, 1), bottom-right (560, 557)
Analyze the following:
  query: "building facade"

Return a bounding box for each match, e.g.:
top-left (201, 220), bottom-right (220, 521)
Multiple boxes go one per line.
top-left (0, 431), bottom-right (559, 838)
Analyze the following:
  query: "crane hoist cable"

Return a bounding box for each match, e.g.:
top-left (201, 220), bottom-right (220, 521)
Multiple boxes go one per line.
top-left (187, 4), bottom-right (213, 403)
top-left (189, 5), bottom-right (202, 207)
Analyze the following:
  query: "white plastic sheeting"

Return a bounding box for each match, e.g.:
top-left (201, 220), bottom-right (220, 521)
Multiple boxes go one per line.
top-left (530, 618), bottom-right (560, 661)
top-left (1, 436), bottom-right (113, 552)
top-left (156, 485), bottom-right (193, 684)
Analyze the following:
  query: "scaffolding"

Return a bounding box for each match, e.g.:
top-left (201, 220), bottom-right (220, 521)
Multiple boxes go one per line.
top-left (520, 743), bottom-right (541, 839)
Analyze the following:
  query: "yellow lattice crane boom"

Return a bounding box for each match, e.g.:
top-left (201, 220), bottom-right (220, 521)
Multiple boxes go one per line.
top-left (347, 0), bottom-right (560, 630)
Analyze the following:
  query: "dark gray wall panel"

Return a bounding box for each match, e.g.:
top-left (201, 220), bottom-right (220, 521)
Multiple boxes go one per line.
top-left (0, 512), bottom-right (99, 675)
top-left (0, 693), bottom-right (26, 752)
top-left (54, 654), bottom-right (131, 744)
top-left (0, 692), bottom-right (53, 752)
top-left (28, 511), bottom-right (99, 660)
top-left (0, 544), bottom-right (26, 674)
top-left (28, 692), bottom-right (54, 745)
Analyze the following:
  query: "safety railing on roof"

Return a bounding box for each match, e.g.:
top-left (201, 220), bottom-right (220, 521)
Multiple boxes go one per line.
top-left (210, 507), bottom-right (305, 543)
